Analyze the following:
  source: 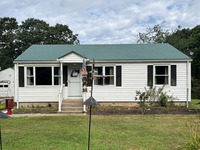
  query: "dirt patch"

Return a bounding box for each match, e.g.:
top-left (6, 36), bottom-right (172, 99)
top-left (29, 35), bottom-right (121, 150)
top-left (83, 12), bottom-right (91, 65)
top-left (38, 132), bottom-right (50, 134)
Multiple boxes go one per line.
top-left (90, 106), bottom-right (200, 115)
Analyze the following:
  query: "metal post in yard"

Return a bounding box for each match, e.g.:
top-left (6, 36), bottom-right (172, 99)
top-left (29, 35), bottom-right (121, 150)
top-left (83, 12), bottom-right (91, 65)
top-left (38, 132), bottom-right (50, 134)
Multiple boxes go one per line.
top-left (83, 59), bottom-right (99, 150)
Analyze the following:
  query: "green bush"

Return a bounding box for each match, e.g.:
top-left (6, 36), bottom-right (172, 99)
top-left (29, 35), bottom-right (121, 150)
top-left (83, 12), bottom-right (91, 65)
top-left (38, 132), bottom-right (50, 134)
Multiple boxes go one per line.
top-left (135, 86), bottom-right (178, 111)
top-left (159, 93), bottom-right (168, 107)
top-left (191, 78), bottom-right (200, 99)
top-left (135, 90), bottom-right (149, 114)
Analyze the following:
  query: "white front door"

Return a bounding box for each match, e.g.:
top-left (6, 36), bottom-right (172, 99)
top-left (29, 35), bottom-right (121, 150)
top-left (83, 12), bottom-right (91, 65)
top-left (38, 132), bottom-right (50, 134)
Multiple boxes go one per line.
top-left (68, 66), bottom-right (82, 97)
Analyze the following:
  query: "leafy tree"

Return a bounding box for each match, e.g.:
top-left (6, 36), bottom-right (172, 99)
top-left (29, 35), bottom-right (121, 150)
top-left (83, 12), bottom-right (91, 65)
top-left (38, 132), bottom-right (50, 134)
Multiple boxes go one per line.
top-left (0, 17), bottom-right (18, 69)
top-left (137, 22), bottom-right (200, 98)
top-left (16, 18), bottom-right (79, 56)
top-left (0, 17), bottom-right (79, 70)
top-left (137, 21), bottom-right (179, 44)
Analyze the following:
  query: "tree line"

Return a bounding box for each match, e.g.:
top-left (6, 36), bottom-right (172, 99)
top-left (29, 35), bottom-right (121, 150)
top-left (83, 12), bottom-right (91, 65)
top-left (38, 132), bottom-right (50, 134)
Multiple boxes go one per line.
top-left (0, 17), bottom-right (199, 98)
top-left (0, 17), bottom-right (79, 69)
top-left (137, 21), bottom-right (200, 98)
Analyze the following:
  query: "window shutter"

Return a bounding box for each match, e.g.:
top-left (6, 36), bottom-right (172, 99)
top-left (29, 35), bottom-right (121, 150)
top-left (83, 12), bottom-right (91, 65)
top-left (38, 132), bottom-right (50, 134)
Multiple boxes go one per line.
top-left (171, 65), bottom-right (176, 86)
top-left (63, 66), bottom-right (68, 86)
top-left (147, 65), bottom-right (153, 86)
top-left (19, 67), bottom-right (24, 87)
top-left (87, 66), bottom-right (92, 86)
top-left (116, 66), bottom-right (122, 86)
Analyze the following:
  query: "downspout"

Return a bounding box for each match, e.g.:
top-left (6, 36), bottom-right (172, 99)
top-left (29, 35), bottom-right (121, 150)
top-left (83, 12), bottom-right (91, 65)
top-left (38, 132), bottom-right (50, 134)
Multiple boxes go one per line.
top-left (14, 63), bottom-right (19, 108)
top-left (59, 62), bottom-right (63, 112)
top-left (186, 61), bottom-right (189, 107)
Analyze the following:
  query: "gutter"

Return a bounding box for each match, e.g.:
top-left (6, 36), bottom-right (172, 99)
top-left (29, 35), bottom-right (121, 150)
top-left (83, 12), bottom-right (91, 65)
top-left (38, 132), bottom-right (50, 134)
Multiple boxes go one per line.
top-left (186, 61), bottom-right (189, 107)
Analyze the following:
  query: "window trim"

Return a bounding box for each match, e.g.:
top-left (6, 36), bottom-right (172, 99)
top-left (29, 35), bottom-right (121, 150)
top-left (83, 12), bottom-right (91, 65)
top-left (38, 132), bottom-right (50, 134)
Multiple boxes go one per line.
top-left (153, 65), bottom-right (170, 86)
top-left (93, 66), bottom-right (116, 86)
top-left (25, 66), bottom-right (61, 87)
top-left (53, 66), bottom-right (61, 85)
top-left (26, 67), bottom-right (35, 86)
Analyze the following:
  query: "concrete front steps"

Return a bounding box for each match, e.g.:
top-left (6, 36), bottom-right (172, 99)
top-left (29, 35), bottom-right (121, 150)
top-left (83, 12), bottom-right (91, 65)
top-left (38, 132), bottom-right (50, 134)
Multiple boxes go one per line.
top-left (60, 99), bottom-right (84, 114)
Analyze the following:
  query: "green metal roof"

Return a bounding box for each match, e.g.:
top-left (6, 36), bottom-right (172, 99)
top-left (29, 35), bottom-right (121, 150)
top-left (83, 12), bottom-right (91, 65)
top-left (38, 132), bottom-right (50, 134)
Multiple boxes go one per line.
top-left (14, 43), bottom-right (191, 62)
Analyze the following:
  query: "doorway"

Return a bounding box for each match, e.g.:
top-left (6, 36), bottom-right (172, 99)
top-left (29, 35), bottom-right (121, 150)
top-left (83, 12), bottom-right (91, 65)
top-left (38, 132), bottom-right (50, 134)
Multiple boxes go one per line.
top-left (68, 66), bottom-right (82, 97)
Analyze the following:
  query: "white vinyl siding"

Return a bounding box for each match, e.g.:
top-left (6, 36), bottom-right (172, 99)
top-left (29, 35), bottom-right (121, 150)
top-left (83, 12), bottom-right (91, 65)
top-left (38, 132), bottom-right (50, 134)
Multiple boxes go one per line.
top-left (18, 86), bottom-right (59, 102)
top-left (86, 62), bottom-right (191, 102)
top-left (15, 61), bottom-right (191, 103)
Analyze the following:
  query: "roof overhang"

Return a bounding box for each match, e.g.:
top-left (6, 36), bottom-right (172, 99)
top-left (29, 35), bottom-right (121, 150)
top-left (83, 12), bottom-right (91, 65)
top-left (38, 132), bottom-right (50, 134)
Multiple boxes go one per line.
top-left (87, 59), bottom-right (192, 63)
top-left (13, 59), bottom-right (192, 64)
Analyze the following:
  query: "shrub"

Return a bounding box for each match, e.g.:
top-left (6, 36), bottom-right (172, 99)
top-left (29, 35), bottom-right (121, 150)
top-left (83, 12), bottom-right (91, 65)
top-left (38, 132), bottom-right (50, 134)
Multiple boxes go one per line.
top-left (135, 90), bottom-right (149, 114)
top-left (135, 86), bottom-right (178, 110)
top-left (159, 93), bottom-right (168, 107)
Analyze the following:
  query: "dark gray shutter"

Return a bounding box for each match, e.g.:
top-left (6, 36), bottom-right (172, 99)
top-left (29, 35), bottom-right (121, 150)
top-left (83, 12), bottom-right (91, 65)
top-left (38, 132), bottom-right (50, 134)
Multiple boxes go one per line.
top-left (147, 65), bottom-right (153, 86)
top-left (63, 66), bottom-right (68, 86)
top-left (171, 65), bottom-right (176, 86)
top-left (116, 66), bottom-right (122, 86)
top-left (87, 66), bottom-right (92, 86)
top-left (19, 66), bottom-right (24, 87)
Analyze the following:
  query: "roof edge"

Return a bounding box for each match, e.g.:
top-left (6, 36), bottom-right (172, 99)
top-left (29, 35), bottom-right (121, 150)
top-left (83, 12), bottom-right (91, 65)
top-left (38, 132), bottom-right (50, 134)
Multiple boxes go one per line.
top-left (58, 51), bottom-right (84, 59)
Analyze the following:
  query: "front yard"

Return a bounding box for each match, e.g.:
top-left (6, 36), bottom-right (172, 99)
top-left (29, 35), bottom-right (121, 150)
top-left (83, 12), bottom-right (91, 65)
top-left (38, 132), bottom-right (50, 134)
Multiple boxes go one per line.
top-left (1, 115), bottom-right (200, 150)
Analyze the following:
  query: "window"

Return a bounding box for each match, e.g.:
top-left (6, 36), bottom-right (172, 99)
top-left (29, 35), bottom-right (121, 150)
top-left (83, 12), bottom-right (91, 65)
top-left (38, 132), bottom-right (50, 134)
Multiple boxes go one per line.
top-left (155, 66), bottom-right (169, 85)
top-left (27, 67), bottom-right (34, 85)
top-left (36, 67), bottom-right (52, 85)
top-left (94, 67), bottom-right (103, 85)
top-left (54, 67), bottom-right (60, 85)
top-left (105, 67), bottom-right (114, 85)
top-left (26, 66), bottom-right (61, 86)
top-left (94, 66), bottom-right (114, 85)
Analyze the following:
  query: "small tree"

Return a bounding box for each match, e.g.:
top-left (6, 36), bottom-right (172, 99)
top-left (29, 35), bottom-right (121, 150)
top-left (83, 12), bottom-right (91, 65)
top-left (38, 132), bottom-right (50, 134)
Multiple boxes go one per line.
top-left (135, 86), bottom-right (178, 114)
top-left (135, 90), bottom-right (149, 114)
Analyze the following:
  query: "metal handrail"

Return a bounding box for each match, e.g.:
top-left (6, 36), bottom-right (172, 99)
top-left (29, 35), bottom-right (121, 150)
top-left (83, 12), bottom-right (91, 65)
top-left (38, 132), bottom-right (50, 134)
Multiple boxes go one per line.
top-left (58, 84), bottom-right (65, 112)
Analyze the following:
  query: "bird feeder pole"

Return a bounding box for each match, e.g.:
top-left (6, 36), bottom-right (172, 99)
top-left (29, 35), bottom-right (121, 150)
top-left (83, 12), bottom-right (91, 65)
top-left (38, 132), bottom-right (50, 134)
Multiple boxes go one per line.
top-left (83, 59), bottom-right (99, 150)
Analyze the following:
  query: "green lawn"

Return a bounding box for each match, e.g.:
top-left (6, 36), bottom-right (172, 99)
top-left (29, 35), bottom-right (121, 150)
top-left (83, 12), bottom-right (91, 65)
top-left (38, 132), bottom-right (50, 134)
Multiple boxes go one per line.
top-left (0, 103), bottom-right (5, 110)
top-left (1, 115), bottom-right (200, 150)
top-left (189, 99), bottom-right (200, 109)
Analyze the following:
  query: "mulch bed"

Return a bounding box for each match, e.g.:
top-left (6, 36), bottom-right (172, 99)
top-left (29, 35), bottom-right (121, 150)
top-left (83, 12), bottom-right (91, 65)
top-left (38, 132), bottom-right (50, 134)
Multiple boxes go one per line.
top-left (90, 107), bottom-right (200, 115)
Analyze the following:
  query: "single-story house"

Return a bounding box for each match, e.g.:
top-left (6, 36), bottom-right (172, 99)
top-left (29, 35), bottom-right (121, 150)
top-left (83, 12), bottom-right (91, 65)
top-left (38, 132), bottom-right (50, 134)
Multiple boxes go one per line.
top-left (0, 68), bottom-right (14, 98)
top-left (14, 44), bottom-right (192, 112)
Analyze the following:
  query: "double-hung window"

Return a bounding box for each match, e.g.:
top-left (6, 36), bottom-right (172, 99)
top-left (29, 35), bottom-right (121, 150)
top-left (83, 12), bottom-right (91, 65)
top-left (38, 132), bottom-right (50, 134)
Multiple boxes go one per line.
top-left (54, 67), bottom-right (61, 85)
top-left (94, 67), bottom-right (103, 85)
top-left (105, 67), bottom-right (114, 85)
top-left (94, 66), bottom-right (114, 86)
top-left (148, 65), bottom-right (176, 86)
top-left (155, 66), bottom-right (169, 85)
top-left (27, 67), bottom-right (34, 85)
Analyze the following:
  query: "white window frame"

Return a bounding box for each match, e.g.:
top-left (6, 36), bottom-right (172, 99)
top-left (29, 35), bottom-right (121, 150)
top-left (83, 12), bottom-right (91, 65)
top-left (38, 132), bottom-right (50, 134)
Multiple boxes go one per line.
top-left (153, 65), bottom-right (170, 86)
top-left (26, 67), bottom-right (35, 86)
top-left (25, 66), bottom-right (60, 86)
top-left (94, 66), bottom-right (115, 86)
top-left (53, 66), bottom-right (61, 85)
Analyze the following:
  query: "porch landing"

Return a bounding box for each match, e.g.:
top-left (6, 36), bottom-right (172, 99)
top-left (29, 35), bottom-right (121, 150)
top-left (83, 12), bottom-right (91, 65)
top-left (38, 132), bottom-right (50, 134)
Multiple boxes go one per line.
top-left (60, 99), bottom-right (84, 114)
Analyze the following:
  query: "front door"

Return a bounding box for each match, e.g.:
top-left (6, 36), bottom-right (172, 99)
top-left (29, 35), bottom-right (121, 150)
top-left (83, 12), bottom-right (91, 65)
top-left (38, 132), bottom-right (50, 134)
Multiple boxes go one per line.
top-left (68, 66), bottom-right (82, 97)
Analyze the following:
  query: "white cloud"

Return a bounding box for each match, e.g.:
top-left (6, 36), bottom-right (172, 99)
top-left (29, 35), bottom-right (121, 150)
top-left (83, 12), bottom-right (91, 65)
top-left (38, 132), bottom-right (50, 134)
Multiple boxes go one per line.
top-left (0, 0), bottom-right (199, 44)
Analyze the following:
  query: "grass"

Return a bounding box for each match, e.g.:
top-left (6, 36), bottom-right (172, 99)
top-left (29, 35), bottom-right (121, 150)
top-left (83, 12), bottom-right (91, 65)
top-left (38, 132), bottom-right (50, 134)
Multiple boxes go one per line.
top-left (189, 99), bottom-right (200, 109)
top-left (0, 103), bottom-right (5, 110)
top-left (0, 115), bottom-right (200, 150)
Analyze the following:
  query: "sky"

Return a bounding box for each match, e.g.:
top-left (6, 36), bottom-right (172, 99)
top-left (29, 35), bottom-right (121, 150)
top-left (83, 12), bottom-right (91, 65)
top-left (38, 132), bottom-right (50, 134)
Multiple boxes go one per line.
top-left (0, 0), bottom-right (200, 44)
